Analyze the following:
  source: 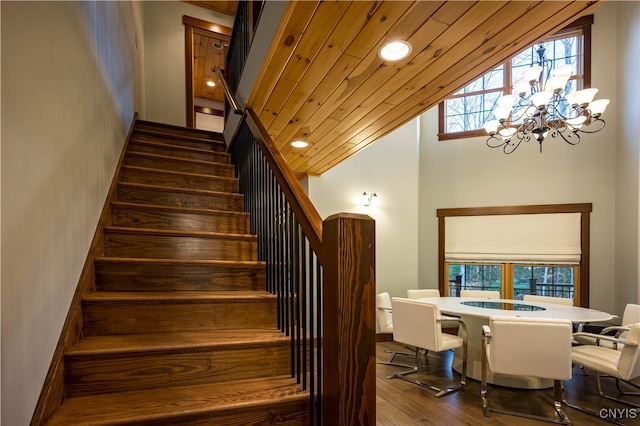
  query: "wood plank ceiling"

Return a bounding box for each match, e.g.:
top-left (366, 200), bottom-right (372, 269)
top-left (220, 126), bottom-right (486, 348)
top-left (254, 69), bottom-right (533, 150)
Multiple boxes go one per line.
top-left (193, 31), bottom-right (228, 103)
top-left (246, 0), bottom-right (603, 177)
top-left (185, 1), bottom-right (237, 104)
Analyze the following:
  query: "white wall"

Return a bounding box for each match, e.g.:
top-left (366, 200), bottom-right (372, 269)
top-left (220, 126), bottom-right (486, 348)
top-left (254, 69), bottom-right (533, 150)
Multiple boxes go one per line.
top-left (616, 0), bottom-right (640, 312)
top-left (418, 1), bottom-right (628, 316)
top-left (308, 119), bottom-right (420, 303)
top-left (143, 1), bottom-right (234, 127)
top-left (1, 2), bottom-right (143, 424)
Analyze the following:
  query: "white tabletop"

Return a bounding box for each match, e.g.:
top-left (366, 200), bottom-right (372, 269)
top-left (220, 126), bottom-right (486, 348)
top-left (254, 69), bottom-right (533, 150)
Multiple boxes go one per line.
top-left (418, 297), bottom-right (613, 323)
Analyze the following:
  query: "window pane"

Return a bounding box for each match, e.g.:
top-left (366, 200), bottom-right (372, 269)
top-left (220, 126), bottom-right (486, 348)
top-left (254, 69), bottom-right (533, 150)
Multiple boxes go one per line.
top-left (445, 91), bottom-right (502, 132)
top-left (511, 35), bottom-right (579, 85)
top-left (448, 264), bottom-right (502, 297)
top-left (513, 265), bottom-right (575, 300)
top-left (453, 65), bottom-right (504, 96)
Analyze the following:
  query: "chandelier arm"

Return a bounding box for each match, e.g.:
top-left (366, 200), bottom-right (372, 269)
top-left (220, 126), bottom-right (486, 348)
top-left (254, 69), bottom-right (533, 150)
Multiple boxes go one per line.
top-left (554, 129), bottom-right (582, 146)
top-left (486, 135), bottom-right (507, 149)
top-left (577, 117), bottom-right (606, 134)
top-left (503, 133), bottom-right (527, 154)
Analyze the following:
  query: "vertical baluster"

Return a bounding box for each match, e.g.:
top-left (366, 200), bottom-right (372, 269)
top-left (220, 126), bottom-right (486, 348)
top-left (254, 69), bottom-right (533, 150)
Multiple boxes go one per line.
top-left (308, 247), bottom-right (316, 400)
top-left (295, 222), bottom-right (303, 385)
top-left (315, 252), bottom-right (323, 425)
top-left (230, 117), bottom-right (325, 424)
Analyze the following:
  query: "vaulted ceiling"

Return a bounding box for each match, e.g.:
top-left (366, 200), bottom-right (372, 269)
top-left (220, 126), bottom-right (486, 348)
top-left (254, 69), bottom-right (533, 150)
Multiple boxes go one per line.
top-left (245, 0), bottom-right (602, 176)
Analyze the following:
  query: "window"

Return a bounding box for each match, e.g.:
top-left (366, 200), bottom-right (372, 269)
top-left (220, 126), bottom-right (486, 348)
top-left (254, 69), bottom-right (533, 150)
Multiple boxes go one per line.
top-left (437, 203), bottom-right (592, 307)
top-left (447, 263), bottom-right (577, 302)
top-left (438, 16), bottom-right (593, 140)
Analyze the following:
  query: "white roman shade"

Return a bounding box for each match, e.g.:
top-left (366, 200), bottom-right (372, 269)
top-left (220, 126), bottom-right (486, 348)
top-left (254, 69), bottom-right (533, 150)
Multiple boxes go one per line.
top-left (445, 213), bottom-right (582, 264)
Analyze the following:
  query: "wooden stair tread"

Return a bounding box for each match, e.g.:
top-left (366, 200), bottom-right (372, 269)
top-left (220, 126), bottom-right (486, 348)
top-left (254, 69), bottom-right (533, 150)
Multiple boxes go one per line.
top-left (110, 201), bottom-right (248, 217)
top-left (129, 138), bottom-right (229, 156)
top-left (103, 226), bottom-right (257, 240)
top-left (84, 290), bottom-right (274, 299)
top-left (66, 329), bottom-right (288, 356)
top-left (83, 290), bottom-right (275, 302)
top-left (121, 165), bottom-right (237, 183)
top-left (117, 181), bottom-right (242, 198)
top-left (134, 121), bottom-right (225, 143)
top-left (95, 256), bottom-right (264, 267)
top-left (126, 150), bottom-right (233, 168)
top-left (45, 376), bottom-right (307, 426)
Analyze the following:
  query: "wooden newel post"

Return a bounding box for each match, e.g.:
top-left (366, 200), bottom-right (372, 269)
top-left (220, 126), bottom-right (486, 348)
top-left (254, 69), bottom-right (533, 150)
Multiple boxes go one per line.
top-left (322, 213), bottom-right (376, 426)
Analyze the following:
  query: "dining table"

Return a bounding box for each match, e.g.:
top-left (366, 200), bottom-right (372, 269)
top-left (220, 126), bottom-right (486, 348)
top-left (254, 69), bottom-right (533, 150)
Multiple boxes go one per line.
top-left (417, 296), bottom-right (614, 389)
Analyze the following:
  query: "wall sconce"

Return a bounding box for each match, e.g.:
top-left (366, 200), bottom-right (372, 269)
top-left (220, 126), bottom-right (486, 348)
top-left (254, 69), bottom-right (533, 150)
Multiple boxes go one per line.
top-left (362, 191), bottom-right (378, 207)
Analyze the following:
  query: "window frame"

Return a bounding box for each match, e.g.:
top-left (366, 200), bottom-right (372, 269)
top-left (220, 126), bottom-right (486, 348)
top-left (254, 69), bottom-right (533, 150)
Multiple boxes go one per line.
top-left (437, 15), bottom-right (593, 141)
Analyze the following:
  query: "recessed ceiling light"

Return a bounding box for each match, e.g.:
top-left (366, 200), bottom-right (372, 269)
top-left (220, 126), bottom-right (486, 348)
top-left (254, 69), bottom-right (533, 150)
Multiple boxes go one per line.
top-left (291, 140), bottom-right (309, 148)
top-left (206, 81), bottom-right (216, 87)
top-left (378, 40), bottom-right (412, 61)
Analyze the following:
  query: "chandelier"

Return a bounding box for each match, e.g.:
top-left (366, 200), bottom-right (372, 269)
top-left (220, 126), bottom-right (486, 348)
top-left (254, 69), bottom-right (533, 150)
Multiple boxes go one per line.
top-left (483, 42), bottom-right (609, 154)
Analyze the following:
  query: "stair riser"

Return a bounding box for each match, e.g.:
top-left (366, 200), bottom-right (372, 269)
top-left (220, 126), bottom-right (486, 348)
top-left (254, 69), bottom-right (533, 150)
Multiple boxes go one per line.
top-left (124, 153), bottom-right (234, 177)
top-left (117, 185), bottom-right (244, 212)
top-left (132, 131), bottom-right (225, 151)
top-left (128, 142), bottom-right (230, 163)
top-left (134, 123), bottom-right (224, 145)
top-left (151, 401), bottom-right (311, 426)
top-left (119, 167), bottom-right (239, 193)
top-left (111, 205), bottom-right (249, 234)
top-left (104, 232), bottom-right (258, 261)
top-left (82, 300), bottom-right (277, 336)
top-left (95, 261), bottom-right (266, 292)
top-left (126, 400), bottom-right (311, 426)
top-left (65, 343), bottom-right (291, 396)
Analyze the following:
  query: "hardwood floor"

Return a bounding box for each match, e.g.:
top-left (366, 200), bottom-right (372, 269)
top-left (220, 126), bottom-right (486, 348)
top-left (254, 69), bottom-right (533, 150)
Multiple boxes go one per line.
top-left (376, 341), bottom-right (639, 425)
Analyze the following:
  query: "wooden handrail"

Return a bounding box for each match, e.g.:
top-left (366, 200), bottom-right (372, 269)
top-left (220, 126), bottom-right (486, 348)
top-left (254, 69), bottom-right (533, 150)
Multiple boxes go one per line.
top-left (214, 66), bottom-right (242, 114)
top-left (244, 108), bottom-right (324, 262)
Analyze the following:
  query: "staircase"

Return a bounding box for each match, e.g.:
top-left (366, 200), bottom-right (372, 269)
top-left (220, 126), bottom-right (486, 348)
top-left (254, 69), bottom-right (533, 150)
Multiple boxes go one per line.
top-left (44, 120), bottom-right (310, 425)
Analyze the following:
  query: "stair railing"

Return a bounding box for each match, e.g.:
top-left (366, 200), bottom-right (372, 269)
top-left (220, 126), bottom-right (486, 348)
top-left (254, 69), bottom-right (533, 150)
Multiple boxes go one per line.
top-left (229, 109), bottom-right (376, 426)
top-left (226, 0), bottom-right (262, 95)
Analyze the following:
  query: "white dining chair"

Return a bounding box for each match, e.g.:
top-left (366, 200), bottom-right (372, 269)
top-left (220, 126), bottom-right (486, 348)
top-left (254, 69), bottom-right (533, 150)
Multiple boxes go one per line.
top-left (481, 316), bottom-right (573, 424)
top-left (460, 289), bottom-right (500, 299)
top-left (523, 294), bottom-right (573, 306)
top-left (376, 292), bottom-right (413, 367)
top-left (376, 292), bottom-right (394, 334)
top-left (387, 297), bottom-right (468, 397)
top-left (407, 289), bottom-right (460, 330)
top-left (574, 303), bottom-right (640, 348)
top-left (566, 323), bottom-right (640, 418)
top-left (407, 289), bottom-right (440, 299)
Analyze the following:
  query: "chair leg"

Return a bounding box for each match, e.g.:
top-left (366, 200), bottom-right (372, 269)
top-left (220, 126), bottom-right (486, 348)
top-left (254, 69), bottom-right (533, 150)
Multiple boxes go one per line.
top-left (377, 349), bottom-right (415, 369)
top-left (387, 348), bottom-right (465, 397)
top-left (593, 372), bottom-right (640, 408)
top-left (482, 339), bottom-right (571, 425)
top-left (553, 381), bottom-right (572, 425)
top-left (614, 378), bottom-right (640, 397)
top-left (385, 348), bottom-right (422, 379)
top-left (563, 399), bottom-right (626, 425)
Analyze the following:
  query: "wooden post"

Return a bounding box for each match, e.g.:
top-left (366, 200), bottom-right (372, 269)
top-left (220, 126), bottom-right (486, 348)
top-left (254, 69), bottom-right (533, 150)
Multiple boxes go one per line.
top-left (322, 213), bottom-right (376, 426)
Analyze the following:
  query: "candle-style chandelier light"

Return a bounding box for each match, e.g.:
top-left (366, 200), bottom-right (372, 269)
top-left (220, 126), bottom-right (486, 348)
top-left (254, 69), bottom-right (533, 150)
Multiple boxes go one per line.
top-left (483, 42), bottom-right (609, 154)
